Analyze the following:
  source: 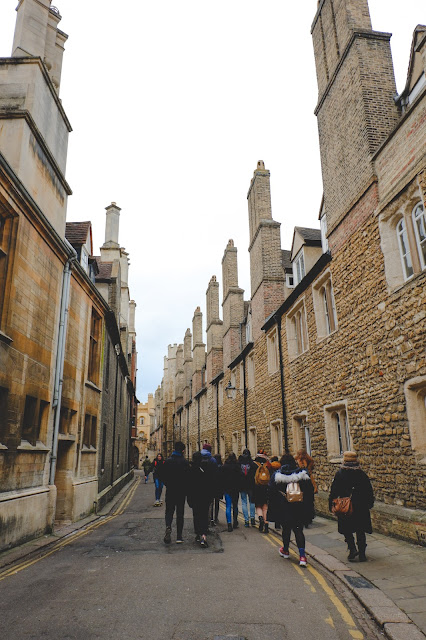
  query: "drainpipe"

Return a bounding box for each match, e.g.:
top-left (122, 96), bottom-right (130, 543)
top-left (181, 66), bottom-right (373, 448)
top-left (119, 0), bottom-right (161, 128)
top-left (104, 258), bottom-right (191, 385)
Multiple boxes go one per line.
top-left (49, 247), bottom-right (77, 485)
top-left (110, 343), bottom-right (121, 486)
top-left (186, 404), bottom-right (190, 453)
top-left (275, 314), bottom-right (289, 453)
top-left (197, 397), bottom-right (201, 451)
top-left (215, 383), bottom-right (220, 454)
top-left (243, 358), bottom-right (248, 449)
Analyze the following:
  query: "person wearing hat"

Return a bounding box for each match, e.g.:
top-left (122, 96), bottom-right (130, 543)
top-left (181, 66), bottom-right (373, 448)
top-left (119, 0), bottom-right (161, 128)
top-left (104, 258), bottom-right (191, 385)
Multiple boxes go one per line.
top-left (329, 451), bottom-right (374, 562)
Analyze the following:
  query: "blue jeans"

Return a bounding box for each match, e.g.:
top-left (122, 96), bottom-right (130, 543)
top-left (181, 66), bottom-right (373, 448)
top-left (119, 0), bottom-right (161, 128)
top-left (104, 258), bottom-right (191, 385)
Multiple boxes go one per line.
top-left (240, 490), bottom-right (255, 522)
top-left (155, 478), bottom-right (164, 501)
top-left (224, 492), bottom-right (239, 523)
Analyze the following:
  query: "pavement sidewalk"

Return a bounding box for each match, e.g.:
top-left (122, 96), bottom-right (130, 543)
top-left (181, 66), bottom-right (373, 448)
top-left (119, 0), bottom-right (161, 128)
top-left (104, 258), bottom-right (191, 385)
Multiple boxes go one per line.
top-left (283, 515), bottom-right (426, 640)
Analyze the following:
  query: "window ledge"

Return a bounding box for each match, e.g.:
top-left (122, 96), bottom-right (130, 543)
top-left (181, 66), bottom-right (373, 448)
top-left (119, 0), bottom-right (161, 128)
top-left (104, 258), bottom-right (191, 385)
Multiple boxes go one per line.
top-left (288, 349), bottom-right (309, 363)
top-left (0, 443), bottom-right (7, 450)
top-left (316, 328), bottom-right (339, 343)
top-left (81, 446), bottom-right (97, 453)
top-left (268, 368), bottom-right (280, 376)
top-left (0, 330), bottom-right (13, 345)
top-left (390, 269), bottom-right (425, 295)
top-left (17, 440), bottom-right (50, 452)
top-left (85, 380), bottom-right (102, 393)
top-left (58, 433), bottom-right (76, 442)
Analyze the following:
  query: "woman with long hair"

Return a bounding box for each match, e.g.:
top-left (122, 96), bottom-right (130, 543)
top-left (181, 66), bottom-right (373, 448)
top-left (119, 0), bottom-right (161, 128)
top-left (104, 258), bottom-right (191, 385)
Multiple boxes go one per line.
top-left (152, 452), bottom-right (165, 506)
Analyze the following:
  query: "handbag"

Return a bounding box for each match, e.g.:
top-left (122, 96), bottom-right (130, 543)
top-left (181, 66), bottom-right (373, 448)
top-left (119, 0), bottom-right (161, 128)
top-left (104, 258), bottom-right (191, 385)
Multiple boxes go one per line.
top-left (331, 495), bottom-right (353, 516)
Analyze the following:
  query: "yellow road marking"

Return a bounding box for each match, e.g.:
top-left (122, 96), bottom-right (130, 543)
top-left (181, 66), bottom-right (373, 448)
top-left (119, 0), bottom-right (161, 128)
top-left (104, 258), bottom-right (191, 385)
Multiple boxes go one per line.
top-left (0, 477), bottom-right (141, 582)
top-left (325, 615), bottom-right (335, 628)
top-left (266, 528), bottom-right (363, 638)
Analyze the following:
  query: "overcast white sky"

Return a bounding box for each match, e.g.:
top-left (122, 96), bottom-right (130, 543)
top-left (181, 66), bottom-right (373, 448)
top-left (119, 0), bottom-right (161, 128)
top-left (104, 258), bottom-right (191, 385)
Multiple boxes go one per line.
top-left (0, 1), bottom-right (424, 402)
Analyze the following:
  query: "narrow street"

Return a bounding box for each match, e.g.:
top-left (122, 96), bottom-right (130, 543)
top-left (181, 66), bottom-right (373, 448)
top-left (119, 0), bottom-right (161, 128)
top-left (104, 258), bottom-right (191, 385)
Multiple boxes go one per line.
top-left (0, 474), bottom-right (381, 640)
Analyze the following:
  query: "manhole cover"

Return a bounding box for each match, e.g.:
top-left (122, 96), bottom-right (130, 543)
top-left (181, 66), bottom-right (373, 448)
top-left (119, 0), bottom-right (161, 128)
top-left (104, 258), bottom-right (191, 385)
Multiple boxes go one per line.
top-left (344, 575), bottom-right (374, 589)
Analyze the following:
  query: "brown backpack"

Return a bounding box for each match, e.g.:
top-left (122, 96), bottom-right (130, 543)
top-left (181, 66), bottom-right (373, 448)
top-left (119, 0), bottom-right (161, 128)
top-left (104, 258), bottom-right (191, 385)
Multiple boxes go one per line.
top-left (255, 462), bottom-right (270, 486)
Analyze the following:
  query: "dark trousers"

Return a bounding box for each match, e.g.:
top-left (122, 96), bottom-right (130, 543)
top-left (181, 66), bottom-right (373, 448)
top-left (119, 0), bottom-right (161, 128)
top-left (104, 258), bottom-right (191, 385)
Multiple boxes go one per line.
top-left (165, 492), bottom-right (185, 538)
top-left (345, 531), bottom-right (366, 551)
top-left (282, 522), bottom-right (305, 551)
top-left (192, 500), bottom-right (210, 536)
top-left (209, 498), bottom-right (220, 522)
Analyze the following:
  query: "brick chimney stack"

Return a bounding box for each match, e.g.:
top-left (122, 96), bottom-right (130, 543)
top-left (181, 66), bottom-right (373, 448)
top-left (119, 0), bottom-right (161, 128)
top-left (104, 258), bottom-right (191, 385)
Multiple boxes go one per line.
top-left (222, 240), bottom-right (245, 368)
top-left (206, 275), bottom-right (223, 382)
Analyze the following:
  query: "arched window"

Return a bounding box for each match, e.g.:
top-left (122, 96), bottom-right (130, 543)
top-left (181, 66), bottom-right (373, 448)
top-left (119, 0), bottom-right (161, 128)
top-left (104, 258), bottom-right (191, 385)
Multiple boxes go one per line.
top-left (412, 202), bottom-right (426, 270)
top-left (397, 218), bottom-right (414, 280)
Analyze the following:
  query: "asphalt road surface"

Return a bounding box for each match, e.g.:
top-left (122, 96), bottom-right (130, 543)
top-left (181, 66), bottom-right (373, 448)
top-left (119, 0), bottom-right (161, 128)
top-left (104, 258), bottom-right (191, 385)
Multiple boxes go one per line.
top-left (0, 473), bottom-right (381, 640)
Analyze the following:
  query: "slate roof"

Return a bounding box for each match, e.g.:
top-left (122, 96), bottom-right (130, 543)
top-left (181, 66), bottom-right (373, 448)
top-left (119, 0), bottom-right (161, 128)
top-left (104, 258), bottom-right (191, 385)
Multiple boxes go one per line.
top-left (295, 227), bottom-right (322, 244)
top-left (94, 257), bottom-right (113, 281)
top-left (281, 249), bottom-right (292, 271)
top-left (65, 221), bottom-right (91, 246)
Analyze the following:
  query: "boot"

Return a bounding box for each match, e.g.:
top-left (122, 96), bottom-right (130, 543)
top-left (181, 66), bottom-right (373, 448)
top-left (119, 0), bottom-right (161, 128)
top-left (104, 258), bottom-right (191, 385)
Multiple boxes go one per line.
top-left (348, 547), bottom-right (358, 561)
top-left (358, 548), bottom-right (367, 562)
top-left (163, 526), bottom-right (171, 544)
top-left (263, 522), bottom-right (269, 534)
top-left (258, 516), bottom-right (264, 532)
top-left (227, 523), bottom-right (233, 532)
top-left (250, 517), bottom-right (256, 527)
top-left (233, 518), bottom-right (239, 529)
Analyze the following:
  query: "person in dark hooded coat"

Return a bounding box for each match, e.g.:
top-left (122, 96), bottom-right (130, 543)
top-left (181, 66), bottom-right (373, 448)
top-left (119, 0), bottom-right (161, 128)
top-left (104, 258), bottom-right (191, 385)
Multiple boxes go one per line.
top-left (329, 450), bottom-right (374, 562)
top-left (268, 453), bottom-right (314, 567)
top-left (238, 448), bottom-right (257, 527)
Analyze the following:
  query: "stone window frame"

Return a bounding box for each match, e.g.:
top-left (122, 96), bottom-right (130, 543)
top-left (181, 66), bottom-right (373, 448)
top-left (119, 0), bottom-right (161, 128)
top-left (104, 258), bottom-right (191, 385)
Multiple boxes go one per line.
top-left (0, 204), bottom-right (18, 338)
top-left (412, 202), bottom-right (426, 270)
top-left (232, 431), bottom-right (239, 456)
top-left (21, 395), bottom-right (50, 447)
top-left (83, 413), bottom-right (97, 450)
top-left (267, 326), bottom-right (279, 374)
top-left (293, 248), bottom-right (306, 286)
top-left (292, 411), bottom-right (312, 455)
top-left (0, 386), bottom-right (9, 448)
top-left (270, 419), bottom-right (283, 457)
top-left (404, 376), bottom-right (426, 464)
top-left (312, 269), bottom-right (338, 341)
top-left (248, 426), bottom-right (257, 455)
top-left (247, 352), bottom-right (255, 389)
top-left (379, 182), bottom-right (425, 290)
top-left (218, 379), bottom-right (224, 407)
top-left (88, 307), bottom-right (102, 385)
top-left (286, 297), bottom-right (309, 361)
top-left (324, 400), bottom-right (352, 462)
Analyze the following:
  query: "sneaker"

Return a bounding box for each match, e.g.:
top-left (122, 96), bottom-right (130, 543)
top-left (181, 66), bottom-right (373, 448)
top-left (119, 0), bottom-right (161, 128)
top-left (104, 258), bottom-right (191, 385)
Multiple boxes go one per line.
top-left (244, 521), bottom-right (250, 528)
top-left (250, 517), bottom-right (256, 527)
top-left (358, 552), bottom-right (367, 562)
top-left (348, 548), bottom-right (359, 561)
top-left (299, 555), bottom-right (307, 567)
top-left (227, 523), bottom-right (233, 532)
top-left (163, 527), bottom-right (171, 544)
top-left (200, 536), bottom-right (209, 548)
top-left (176, 538), bottom-right (183, 544)
top-left (279, 547), bottom-right (290, 559)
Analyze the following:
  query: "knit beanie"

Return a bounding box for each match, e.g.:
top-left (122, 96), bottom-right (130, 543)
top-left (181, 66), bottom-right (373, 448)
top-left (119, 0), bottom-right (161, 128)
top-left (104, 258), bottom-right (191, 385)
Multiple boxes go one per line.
top-left (202, 443), bottom-right (212, 452)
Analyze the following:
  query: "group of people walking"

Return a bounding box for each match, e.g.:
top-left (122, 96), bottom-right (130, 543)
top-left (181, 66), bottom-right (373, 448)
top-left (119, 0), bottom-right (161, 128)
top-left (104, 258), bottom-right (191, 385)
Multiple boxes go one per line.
top-left (146, 442), bottom-right (374, 566)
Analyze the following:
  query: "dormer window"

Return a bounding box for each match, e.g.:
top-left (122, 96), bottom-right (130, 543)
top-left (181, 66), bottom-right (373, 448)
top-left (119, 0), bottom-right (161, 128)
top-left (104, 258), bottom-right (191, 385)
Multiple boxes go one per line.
top-left (81, 247), bottom-right (89, 273)
top-left (293, 250), bottom-right (305, 285)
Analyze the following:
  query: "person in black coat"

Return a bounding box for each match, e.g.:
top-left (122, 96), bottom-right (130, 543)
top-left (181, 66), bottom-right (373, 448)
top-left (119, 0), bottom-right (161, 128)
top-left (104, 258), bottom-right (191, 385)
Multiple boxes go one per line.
top-left (162, 441), bottom-right (189, 544)
top-left (238, 449), bottom-right (257, 527)
top-left (268, 453), bottom-right (314, 567)
top-left (329, 450), bottom-right (374, 562)
top-left (187, 451), bottom-right (218, 548)
top-left (220, 453), bottom-right (240, 531)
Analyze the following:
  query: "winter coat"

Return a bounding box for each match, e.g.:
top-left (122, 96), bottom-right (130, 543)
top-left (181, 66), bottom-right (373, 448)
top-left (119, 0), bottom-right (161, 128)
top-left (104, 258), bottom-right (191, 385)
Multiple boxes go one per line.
top-left (187, 457), bottom-right (218, 508)
top-left (161, 451), bottom-right (190, 495)
top-left (329, 468), bottom-right (374, 535)
top-left (267, 465), bottom-right (315, 528)
top-left (238, 454), bottom-right (257, 492)
top-left (200, 449), bottom-right (218, 465)
top-left (152, 458), bottom-right (165, 480)
top-left (220, 461), bottom-right (241, 497)
top-left (142, 458), bottom-right (152, 473)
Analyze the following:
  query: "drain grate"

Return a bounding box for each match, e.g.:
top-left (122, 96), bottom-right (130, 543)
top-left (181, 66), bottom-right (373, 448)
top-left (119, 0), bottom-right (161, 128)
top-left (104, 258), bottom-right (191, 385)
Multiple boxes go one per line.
top-left (344, 575), bottom-right (374, 589)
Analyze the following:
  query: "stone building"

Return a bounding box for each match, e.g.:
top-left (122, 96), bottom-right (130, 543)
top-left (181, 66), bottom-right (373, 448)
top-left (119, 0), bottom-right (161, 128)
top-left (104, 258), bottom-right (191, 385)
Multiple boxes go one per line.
top-left (134, 394), bottom-right (156, 467)
top-left (0, 0), bottom-right (137, 549)
top-left (154, 0), bottom-right (425, 543)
